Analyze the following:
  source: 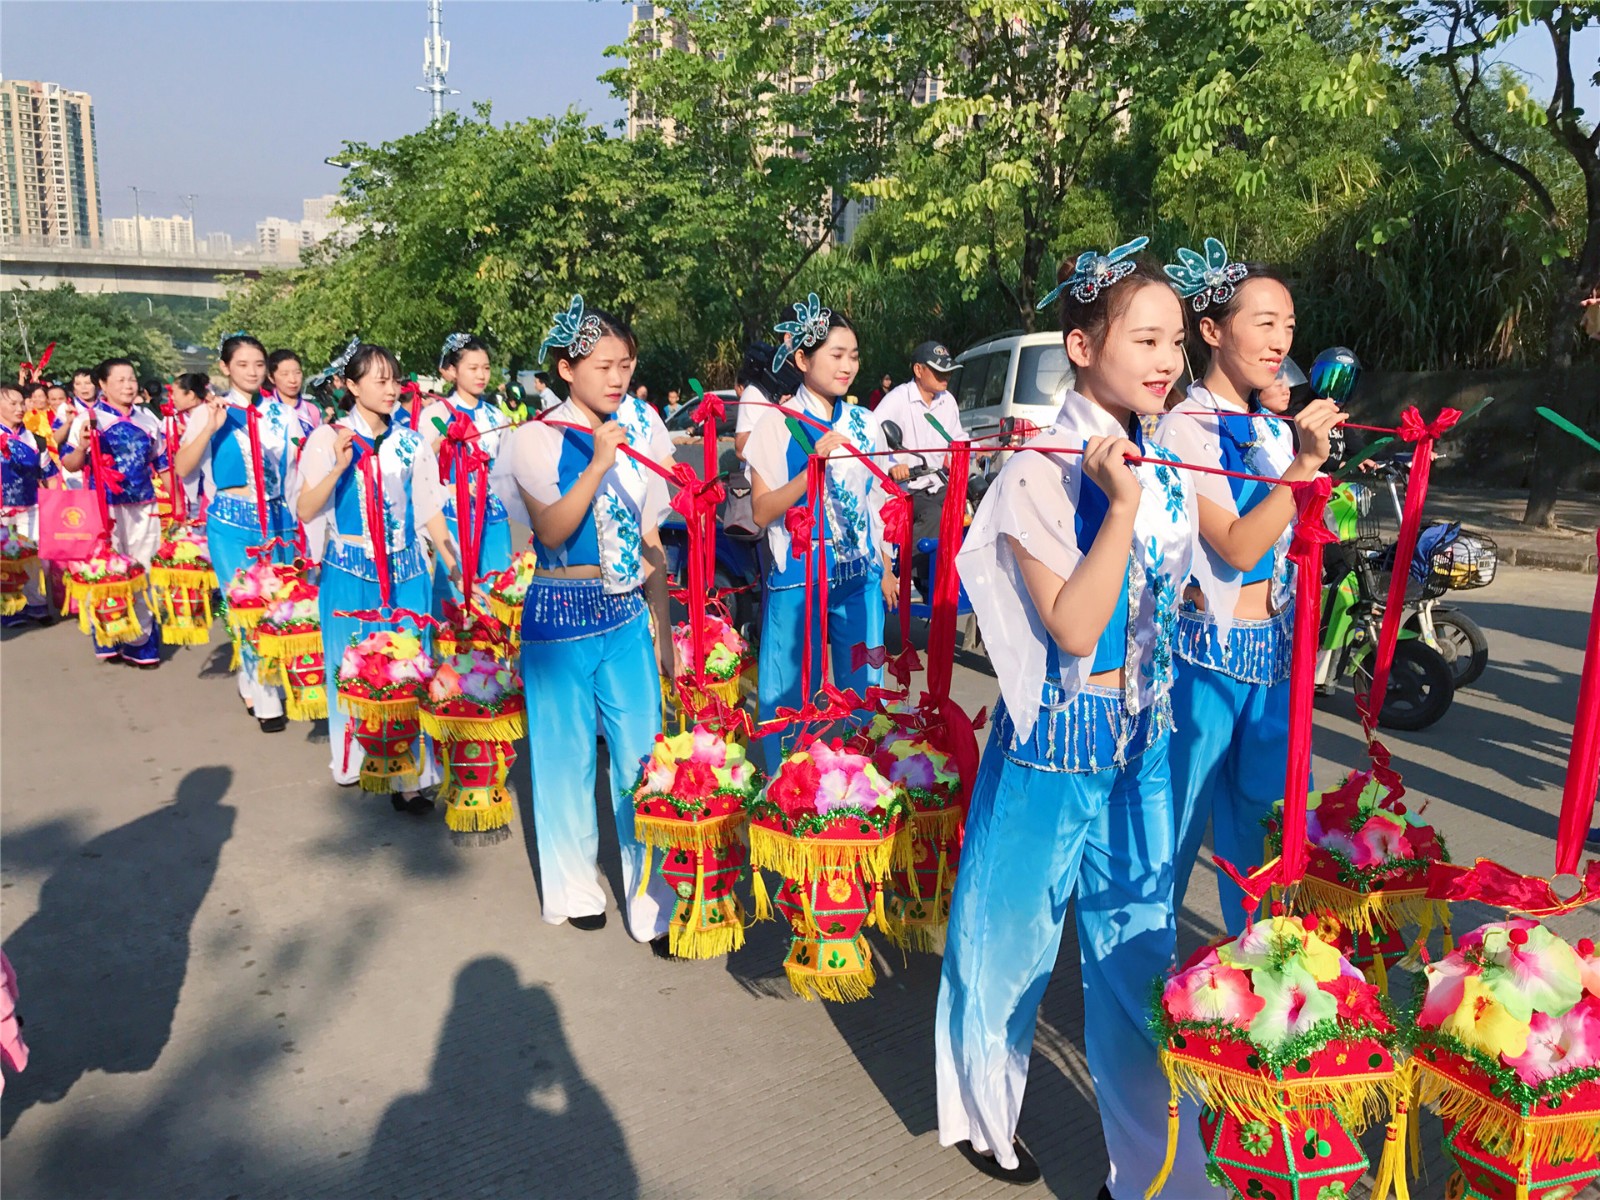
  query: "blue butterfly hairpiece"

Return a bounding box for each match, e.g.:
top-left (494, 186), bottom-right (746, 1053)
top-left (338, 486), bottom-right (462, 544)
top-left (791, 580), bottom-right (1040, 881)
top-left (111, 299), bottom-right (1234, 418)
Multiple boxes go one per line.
top-left (438, 331), bottom-right (473, 370)
top-left (309, 336), bottom-right (361, 387)
top-left (1035, 237), bottom-right (1150, 311)
top-left (1164, 237), bottom-right (1249, 312)
top-left (772, 292), bottom-right (833, 372)
top-left (217, 329), bottom-right (251, 359)
top-left (539, 295), bottom-right (604, 365)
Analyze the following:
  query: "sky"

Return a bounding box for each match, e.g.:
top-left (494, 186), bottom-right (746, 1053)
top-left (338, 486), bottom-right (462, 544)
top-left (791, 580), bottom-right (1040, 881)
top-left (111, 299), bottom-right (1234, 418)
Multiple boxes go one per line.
top-left (2, 1), bottom-right (1595, 243)
top-left (1, 1), bottom-right (630, 239)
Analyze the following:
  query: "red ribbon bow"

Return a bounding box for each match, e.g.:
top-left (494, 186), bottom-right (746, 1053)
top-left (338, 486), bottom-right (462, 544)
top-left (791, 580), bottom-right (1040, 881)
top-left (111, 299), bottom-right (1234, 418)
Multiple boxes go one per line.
top-left (784, 505), bottom-right (814, 559)
top-left (880, 494), bottom-right (913, 547)
top-left (1398, 406), bottom-right (1461, 443)
top-left (692, 392), bottom-right (726, 427)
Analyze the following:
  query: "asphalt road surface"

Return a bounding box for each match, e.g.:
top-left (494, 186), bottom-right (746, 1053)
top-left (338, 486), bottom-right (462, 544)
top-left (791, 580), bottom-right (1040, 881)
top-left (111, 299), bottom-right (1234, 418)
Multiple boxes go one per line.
top-left (1, 565), bottom-right (1594, 1199)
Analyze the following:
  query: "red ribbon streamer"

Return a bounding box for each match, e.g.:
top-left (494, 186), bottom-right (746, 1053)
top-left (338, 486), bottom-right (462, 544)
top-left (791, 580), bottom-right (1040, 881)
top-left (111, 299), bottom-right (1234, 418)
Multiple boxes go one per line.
top-left (245, 402), bottom-right (270, 542)
top-left (437, 407), bottom-right (492, 604)
top-left (924, 442), bottom-right (971, 705)
top-left (1214, 476), bottom-right (1337, 903)
top-left (161, 402), bottom-right (189, 525)
top-left (1356, 406), bottom-right (1460, 731)
top-left (1556, 530), bottom-right (1600, 875)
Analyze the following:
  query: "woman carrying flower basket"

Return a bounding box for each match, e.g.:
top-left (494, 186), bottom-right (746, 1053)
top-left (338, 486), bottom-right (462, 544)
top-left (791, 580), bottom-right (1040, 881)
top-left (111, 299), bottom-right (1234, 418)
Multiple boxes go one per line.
top-left (293, 343), bottom-right (459, 808)
top-left (935, 241), bottom-right (1207, 1194)
top-left (500, 296), bottom-right (678, 947)
top-left (254, 580), bottom-right (327, 722)
top-left (0, 381), bottom-right (55, 625)
top-left (173, 333), bottom-right (303, 732)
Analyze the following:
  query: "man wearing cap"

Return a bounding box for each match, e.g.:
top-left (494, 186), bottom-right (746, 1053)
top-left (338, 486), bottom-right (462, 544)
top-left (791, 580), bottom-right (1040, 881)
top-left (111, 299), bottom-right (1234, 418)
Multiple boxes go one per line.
top-left (875, 342), bottom-right (967, 552)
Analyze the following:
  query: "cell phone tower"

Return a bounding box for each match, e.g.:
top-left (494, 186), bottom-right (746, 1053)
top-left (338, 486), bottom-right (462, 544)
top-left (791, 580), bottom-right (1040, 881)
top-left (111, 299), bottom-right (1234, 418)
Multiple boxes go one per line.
top-left (418, 0), bottom-right (460, 123)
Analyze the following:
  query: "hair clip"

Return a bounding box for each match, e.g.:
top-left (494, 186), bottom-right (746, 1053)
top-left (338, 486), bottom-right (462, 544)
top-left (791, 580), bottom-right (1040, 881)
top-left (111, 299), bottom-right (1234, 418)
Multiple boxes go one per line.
top-left (539, 295), bottom-right (604, 364)
top-left (438, 332), bottom-right (473, 370)
top-left (1164, 237), bottom-right (1249, 312)
top-left (309, 336), bottom-right (361, 387)
top-left (1035, 237), bottom-right (1150, 311)
top-left (772, 293), bottom-right (833, 372)
top-left (218, 329), bottom-right (251, 359)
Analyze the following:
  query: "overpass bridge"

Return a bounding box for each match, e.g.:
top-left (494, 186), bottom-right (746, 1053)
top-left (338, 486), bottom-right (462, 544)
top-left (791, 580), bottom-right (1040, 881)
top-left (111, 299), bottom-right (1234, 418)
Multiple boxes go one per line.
top-left (1, 243), bottom-right (266, 300)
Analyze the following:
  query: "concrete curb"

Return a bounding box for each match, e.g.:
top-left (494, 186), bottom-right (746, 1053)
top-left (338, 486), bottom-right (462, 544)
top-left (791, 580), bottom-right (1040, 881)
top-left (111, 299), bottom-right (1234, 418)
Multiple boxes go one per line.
top-left (1499, 544), bottom-right (1598, 573)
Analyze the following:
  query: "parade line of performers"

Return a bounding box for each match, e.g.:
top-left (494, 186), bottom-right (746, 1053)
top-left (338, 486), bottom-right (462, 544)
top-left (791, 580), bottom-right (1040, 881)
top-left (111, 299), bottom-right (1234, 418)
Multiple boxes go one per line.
top-left (1, 237), bottom-right (1349, 1200)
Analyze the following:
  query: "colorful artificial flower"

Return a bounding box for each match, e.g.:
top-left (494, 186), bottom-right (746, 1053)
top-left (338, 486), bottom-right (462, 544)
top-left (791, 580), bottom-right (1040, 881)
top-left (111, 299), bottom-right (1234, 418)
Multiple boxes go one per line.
top-left (1318, 973), bottom-right (1392, 1032)
top-left (873, 736), bottom-right (960, 797)
top-left (672, 613), bottom-right (747, 681)
top-left (634, 727), bottom-right (757, 802)
top-left (1475, 922), bottom-right (1584, 1025)
top-left (1249, 961), bottom-right (1340, 1049)
top-left (1161, 949), bottom-right (1266, 1029)
top-left (1219, 916), bottom-right (1345, 985)
top-left (1502, 994), bottom-right (1600, 1085)
top-left (1435, 975), bottom-right (1532, 1061)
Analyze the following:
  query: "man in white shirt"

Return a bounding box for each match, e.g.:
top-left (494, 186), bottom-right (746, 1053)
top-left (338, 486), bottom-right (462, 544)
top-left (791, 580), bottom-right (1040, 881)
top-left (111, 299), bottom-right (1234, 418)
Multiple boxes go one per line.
top-left (874, 341), bottom-right (967, 548)
top-left (532, 371), bottom-right (561, 412)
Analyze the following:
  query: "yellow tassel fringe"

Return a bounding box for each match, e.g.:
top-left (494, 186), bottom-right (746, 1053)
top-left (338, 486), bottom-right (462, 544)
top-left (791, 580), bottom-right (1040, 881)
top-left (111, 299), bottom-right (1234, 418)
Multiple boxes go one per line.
top-left (633, 809), bottom-right (746, 856)
top-left (1370, 1064), bottom-right (1415, 1200)
top-left (1145, 1081), bottom-right (1182, 1199)
top-left (910, 807), bottom-right (963, 843)
top-left (750, 867), bottom-right (772, 922)
top-left (418, 710), bottom-right (527, 743)
top-left (669, 914), bottom-right (745, 960)
top-left (444, 789), bottom-right (515, 833)
top-left (338, 692), bottom-right (421, 723)
top-left (786, 955), bottom-right (876, 1003)
top-left (1414, 1058), bottom-right (1600, 1163)
top-left (1296, 875), bottom-right (1450, 939)
top-left (1158, 1047), bottom-right (1401, 1133)
top-left (747, 822), bottom-right (912, 885)
top-left (255, 629), bottom-right (323, 662)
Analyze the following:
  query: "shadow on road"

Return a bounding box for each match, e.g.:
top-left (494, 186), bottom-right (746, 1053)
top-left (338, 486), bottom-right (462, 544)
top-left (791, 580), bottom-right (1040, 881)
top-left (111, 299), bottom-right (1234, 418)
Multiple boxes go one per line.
top-left (1, 766), bottom-right (236, 1139)
top-left (360, 957), bottom-right (638, 1199)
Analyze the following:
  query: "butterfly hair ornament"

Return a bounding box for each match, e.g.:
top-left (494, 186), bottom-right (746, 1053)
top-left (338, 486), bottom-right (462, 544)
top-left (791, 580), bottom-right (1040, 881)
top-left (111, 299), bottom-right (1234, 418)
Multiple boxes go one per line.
top-left (539, 295), bottom-right (604, 364)
top-left (308, 336), bottom-right (362, 388)
top-left (772, 292), bottom-right (833, 372)
top-left (1164, 236), bottom-right (1250, 313)
top-left (438, 331), bottom-right (474, 370)
top-left (217, 329), bottom-right (252, 359)
top-left (1035, 236), bottom-right (1150, 311)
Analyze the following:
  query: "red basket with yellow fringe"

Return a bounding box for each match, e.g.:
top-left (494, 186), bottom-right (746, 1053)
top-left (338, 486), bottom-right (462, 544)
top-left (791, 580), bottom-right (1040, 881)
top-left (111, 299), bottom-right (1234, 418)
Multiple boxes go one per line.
top-left (62, 549), bottom-right (147, 644)
top-left (1148, 915), bottom-right (1407, 1200)
top-left (629, 727), bottom-right (761, 959)
top-left (148, 529), bottom-right (216, 645)
top-left (335, 631), bottom-right (434, 793)
top-left (254, 581), bottom-right (326, 721)
top-left (0, 526), bottom-right (39, 617)
top-left (222, 557), bottom-right (299, 670)
top-left (433, 600), bottom-right (510, 660)
top-left (1411, 920), bottom-right (1600, 1200)
top-left (419, 651), bottom-right (525, 838)
top-left (669, 612), bottom-right (751, 716)
top-left (486, 551), bottom-right (538, 650)
top-left (869, 731), bottom-right (964, 953)
top-left (745, 739), bottom-right (910, 1002)
top-left (1268, 768), bottom-right (1453, 993)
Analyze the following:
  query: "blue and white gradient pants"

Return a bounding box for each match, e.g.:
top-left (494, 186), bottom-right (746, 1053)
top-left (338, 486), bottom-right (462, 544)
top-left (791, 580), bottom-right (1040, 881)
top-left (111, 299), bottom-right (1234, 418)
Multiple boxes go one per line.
top-left (208, 494), bottom-right (298, 720)
top-left (757, 563), bottom-right (885, 771)
top-left (1168, 609), bottom-right (1292, 936)
top-left (520, 578), bottom-right (675, 942)
top-left (935, 689), bottom-right (1211, 1198)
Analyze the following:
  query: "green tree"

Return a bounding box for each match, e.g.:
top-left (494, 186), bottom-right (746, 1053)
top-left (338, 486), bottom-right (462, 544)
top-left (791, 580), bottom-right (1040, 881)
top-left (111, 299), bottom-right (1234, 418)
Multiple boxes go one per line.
top-left (3, 284), bottom-right (178, 381)
top-left (1419, 0), bottom-right (1600, 525)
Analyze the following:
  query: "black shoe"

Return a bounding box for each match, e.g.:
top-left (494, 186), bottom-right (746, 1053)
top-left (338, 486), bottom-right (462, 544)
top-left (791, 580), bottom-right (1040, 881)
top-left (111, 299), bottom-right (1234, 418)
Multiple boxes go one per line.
top-left (402, 793), bottom-right (435, 815)
top-left (390, 793), bottom-right (409, 813)
top-left (258, 715), bottom-right (288, 733)
top-left (1096, 1188), bottom-right (1113, 1200)
top-left (650, 934), bottom-right (673, 960)
top-left (955, 1140), bottom-right (1041, 1185)
top-left (570, 913), bottom-right (607, 932)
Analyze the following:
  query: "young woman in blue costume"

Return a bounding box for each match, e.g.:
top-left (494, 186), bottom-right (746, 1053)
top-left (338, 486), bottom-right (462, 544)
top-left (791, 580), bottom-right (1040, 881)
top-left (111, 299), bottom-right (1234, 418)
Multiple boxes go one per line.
top-left (174, 333), bottom-right (302, 733)
top-left (501, 296), bottom-right (678, 947)
top-left (417, 334), bottom-right (514, 611)
top-left (0, 382), bottom-right (57, 625)
top-left (743, 297), bottom-right (896, 770)
top-left (59, 358), bottom-right (169, 666)
top-left (936, 241), bottom-right (1213, 1199)
top-left (1151, 240), bottom-right (1345, 935)
top-left (293, 344), bottom-right (458, 813)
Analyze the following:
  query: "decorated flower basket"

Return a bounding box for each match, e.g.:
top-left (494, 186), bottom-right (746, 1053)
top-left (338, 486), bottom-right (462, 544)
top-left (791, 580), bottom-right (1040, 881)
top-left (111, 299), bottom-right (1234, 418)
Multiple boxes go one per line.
top-left (433, 601), bottom-right (510, 660)
top-left (872, 731), bottom-right (964, 952)
top-left (486, 550), bottom-right (538, 650)
top-left (223, 558), bottom-right (299, 670)
top-left (419, 651), bottom-right (526, 838)
top-left (335, 631), bottom-right (434, 793)
top-left (1148, 915), bottom-right (1407, 1199)
top-left (670, 612), bottom-right (751, 713)
top-left (629, 727), bottom-right (762, 959)
top-left (148, 529), bottom-right (216, 645)
top-left (63, 549), bottom-right (148, 645)
top-left (746, 739), bottom-right (911, 1001)
top-left (253, 581), bottom-right (325, 721)
top-left (1269, 769), bottom-right (1453, 991)
top-left (1412, 921), bottom-right (1600, 1200)
top-left (278, 654), bottom-right (328, 723)
top-left (0, 527), bottom-right (39, 617)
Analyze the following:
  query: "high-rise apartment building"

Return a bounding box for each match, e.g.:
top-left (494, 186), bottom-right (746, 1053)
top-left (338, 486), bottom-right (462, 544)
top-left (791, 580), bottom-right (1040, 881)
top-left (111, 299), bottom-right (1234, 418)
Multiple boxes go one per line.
top-left (0, 78), bottom-right (102, 247)
top-left (108, 213), bottom-right (195, 256)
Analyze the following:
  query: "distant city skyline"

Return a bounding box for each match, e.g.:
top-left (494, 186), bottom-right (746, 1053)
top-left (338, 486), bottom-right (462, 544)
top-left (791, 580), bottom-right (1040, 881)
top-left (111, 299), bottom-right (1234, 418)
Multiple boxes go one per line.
top-left (3, 2), bottom-right (1594, 245)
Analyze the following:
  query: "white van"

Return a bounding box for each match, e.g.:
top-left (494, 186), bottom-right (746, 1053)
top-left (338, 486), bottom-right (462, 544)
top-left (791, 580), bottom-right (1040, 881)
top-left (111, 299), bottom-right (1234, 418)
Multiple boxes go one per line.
top-left (952, 331), bottom-right (1073, 440)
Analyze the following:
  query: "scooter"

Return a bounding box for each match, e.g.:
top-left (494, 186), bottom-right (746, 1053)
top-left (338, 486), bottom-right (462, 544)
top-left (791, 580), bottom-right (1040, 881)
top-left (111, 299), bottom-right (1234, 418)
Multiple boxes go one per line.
top-left (1317, 479), bottom-right (1457, 730)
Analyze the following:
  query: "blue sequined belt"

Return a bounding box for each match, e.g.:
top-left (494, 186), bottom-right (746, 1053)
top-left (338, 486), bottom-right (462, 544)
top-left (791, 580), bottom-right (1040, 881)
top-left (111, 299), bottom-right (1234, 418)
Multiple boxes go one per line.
top-left (767, 550), bottom-right (876, 592)
top-left (521, 577), bottom-right (645, 644)
top-left (995, 682), bottom-right (1160, 774)
top-left (321, 538), bottom-right (429, 584)
top-left (208, 492), bottom-right (293, 533)
top-left (442, 494), bottom-right (509, 524)
top-left (1175, 605), bottom-right (1293, 685)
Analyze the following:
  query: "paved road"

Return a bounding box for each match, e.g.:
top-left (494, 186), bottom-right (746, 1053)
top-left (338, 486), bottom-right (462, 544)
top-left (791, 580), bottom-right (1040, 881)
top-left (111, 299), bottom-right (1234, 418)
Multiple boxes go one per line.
top-left (1, 566), bottom-right (1595, 1200)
